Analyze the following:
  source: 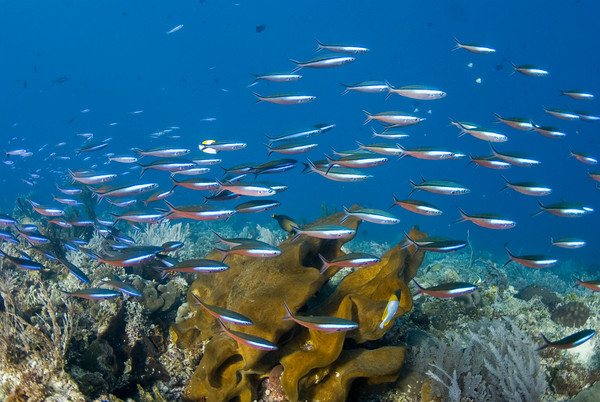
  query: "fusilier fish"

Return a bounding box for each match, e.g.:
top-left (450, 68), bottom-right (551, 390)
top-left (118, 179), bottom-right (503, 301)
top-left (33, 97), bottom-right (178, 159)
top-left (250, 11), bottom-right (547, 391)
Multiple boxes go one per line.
top-left (253, 92), bottom-right (316, 105)
top-left (249, 72), bottom-right (302, 86)
top-left (283, 302), bottom-right (358, 332)
top-left (453, 38), bottom-right (496, 54)
top-left (537, 330), bottom-right (595, 351)
top-left (340, 206), bottom-right (399, 225)
top-left (291, 224), bottom-right (356, 241)
top-left (413, 280), bottom-right (478, 298)
top-left (512, 63), bottom-right (549, 77)
top-left (218, 319), bottom-right (277, 350)
top-left (363, 110), bottom-right (424, 126)
top-left (198, 140), bottom-right (247, 154)
top-left (560, 89), bottom-right (594, 101)
top-left (493, 113), bottom-right (535, 131)
top-left (386, 84), bottom-right (446, 100)
top-left (341, 81), bottom-right (389, 95)
top-left (290, 54), bottom-right (356, 72)
top-left (532, 201), bottom-right (594, 218)
top-left (552, 238), bottom-right (586, 249)
top-left (389, 196), bottom-right (443, 216)
top-left (456, 208), bottom-right (516, 229)
top-left (315, 39), bottom-right (369, 54)
top-left (503, 244), bottom-right (558, 268)
top-left (192, 293), bottom-right (253, 325)
top-left (501, 177), bottom-right (552, 196)
top-left (408, 177), bottom-right (470, 196)
top-left (318, 252), bottom-right (380, 274)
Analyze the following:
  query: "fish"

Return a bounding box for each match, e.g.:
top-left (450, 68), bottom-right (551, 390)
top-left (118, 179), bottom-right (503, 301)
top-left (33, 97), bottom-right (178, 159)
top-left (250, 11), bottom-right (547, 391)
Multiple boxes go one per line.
top-left (235, 200), bottom-right (280, 214)
top-left (303, 160), bottom-right (372, 182)
top-left (26, 199), bottom-right (64, 216)
top-left (552, 238), bottom-right (586, 249)
top-left (291, 224), bottom-right (356, 241)
top-left (249, 72), bottom-right (302, 86)
top-left (500, 177), bottom-right (552, 196)
top-left (158, 258), bottom-right (229, 273)
top-left (143, 189), bottom-right (175, 205)
top-left (138, 159), bottom-right (197, 176)
top-left (490, 145), bottom-right (541, 167)
top-left (386, 84), bottom-right (446, 100)
top-left (283, 302), bottom-right (358, 332)
top-left (325, 153), bottom-right (388, 172)
top-left (198, 140), bottom-right (247, 154)
top-left (215, 180), bottom-right (276, 197)
top-left (215, 243), bottom-right (282, 261)
top-left (62, 288), bottom-right (121, 300)
top-left (575, 278), bottom-right (600, 291)
top-left (493, 113), bottom-right (535, 131)
top-left (575, 111), bottom-right (600, 122)
top-left (371, 127), bottom-right (409, 140)
top-left (408, 177), bottom-right (470, 196)
top-left (109, 154), bottom-right (139, 164)
top-left (0, 250), bottom-right (45, 270)
top-left (171, 167), bottom-right (211, 176)
top-left (340, 206), bottom-right (399, 225)
top-left (253, 92), bottom-right (316, 105)
top-left (161, 241), bottom-right (184, 252)
top-left (95, 246), bottom-right (164, 267)
top-left (341, 81), bottom-right (389, 95)
top-left (397, 145), bottom-right (456, 160)
top-left (52, 195), bottom-right (83, 206)
top-left (164, 201), bottom-right (236, 221)
top-left (401, 233), bottom-right (467, 253)
top-left (543, 108), bottom-right (580, 121)
top-left (272, 214), bottom-right (299, 233)
top-left (251, 159), bottom-right (297, 176)
top-left (192, 293), bottom-right (253, 325)
top-left (171, 177), bottom-right (219, 192)
top-left (379, 289), bottom-right (402, 329)
top-left (363, 110), bottom-right (424, 126)
top-left (315, 39), bottom-right (369, 54)
top-left (560, 89), bottom-right (594, 100)
top-left (111, 209), bottom-right (166, 224)
top-left (389, 196), bottom-right (443, 216)
top-left (94, 183), bottom-right (159, 199)
top-left (355, 141), bottom-right (404, 156)
top-left (503, 244), bottom-right (558, 268)
top-left (58, 258), bottom-right (90, 284)
top-left (456, 208), bottom-right (516, 229)
top-left (69, 170), bottom-right (117, 185)
top-left (290, 54), bottom-right (356, 72)
top-left (166, 24), bottom-right (183, 34)
top-left (468, 154), bottom-right (512, 170)
top-left (0, 214), bottom-right (18, 225)
top-left (265, 125), bottom-right (327, 144)
top-left (265, 141), bottom-right (318, 157)
top-left (133, 146), bottom-right (190, 158)
top-left (512, 63), bottom-right (549, 77)
top-left (570, 151), bottom-right (598, 165)
top-left (101, 274), bottom-right (142, 297)
top-left (318, 252), bottom-right (381, 274)
top-left (531, 201), bottom-right (594, 218)
top-left (413, 280), bottom-right (478, 298)
top-left (532, 125), bottom-right (567, 139)
top-left (107, 198), bottom-right (138, 208)
top-left (453, 38), bottom-right (496, 54)
top-left (217, 319), bottom-right (277, 350)
top-left (456, 123), bottom-right (508, 142)
top-left (589, 171), bottom-right (600, 183)
top-left (537, 330), bottom-right (595, 351)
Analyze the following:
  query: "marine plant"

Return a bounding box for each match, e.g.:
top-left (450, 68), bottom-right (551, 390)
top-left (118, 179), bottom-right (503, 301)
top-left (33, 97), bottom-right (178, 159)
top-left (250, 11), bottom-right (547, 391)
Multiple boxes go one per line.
top-left (171, 208), bottom-right (427, 400)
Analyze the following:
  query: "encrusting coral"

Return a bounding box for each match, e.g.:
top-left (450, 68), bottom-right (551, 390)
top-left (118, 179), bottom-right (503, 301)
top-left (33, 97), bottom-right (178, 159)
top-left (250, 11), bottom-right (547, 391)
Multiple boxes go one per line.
top-left (171, 206), bottom-right (426, 401)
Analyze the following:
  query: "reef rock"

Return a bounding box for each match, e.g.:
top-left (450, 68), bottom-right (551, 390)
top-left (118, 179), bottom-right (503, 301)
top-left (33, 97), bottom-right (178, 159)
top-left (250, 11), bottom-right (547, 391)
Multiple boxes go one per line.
top-left (171, 207), bottom-right (426, 401)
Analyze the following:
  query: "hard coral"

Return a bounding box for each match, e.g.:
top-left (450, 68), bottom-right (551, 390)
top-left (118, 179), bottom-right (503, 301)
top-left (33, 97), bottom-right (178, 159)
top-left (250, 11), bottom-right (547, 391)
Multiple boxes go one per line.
top-left (171, 207), bottom-right (426, 401)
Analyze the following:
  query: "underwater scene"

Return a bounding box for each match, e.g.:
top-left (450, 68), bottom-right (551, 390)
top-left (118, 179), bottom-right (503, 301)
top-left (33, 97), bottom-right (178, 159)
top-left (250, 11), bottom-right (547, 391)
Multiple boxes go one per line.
top-left (1, 0), bottom-right (600, 401)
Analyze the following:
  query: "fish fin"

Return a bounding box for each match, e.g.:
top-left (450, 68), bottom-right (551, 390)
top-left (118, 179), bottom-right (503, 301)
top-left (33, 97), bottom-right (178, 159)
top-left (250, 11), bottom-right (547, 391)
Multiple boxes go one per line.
top-left (340, 206), bottom-right (350, 223)
top-left (530, 199), bottom-right (545, 216)
top-left (384, 79), bottom-right (394, 90)
top-left (362, 110), bottom-right (372, 125)
top-left (314, 38), bottom-right (324, 52)
top-left (389, 193), bottom-right (399, 210)
top-left (407, 180), bottom-right (418, 198)
top-left (214, 247), bottom-right (229, 262)
top-left (252, 92), bottom-right (263, 104)
top-left (412, 279), bottom-right (423, 294)
top-left (340, 83), bottom-right (349, 95)
top-left (289, 60), bottom-right (302, 73)
top-left (455, 208), bottom-right (467, 223)
top-left (536, 334), bottom-right (551, 351)
top-left (451, 37), bottom-right (461, 51)
top-left (290, 225), bottom-right (302, 241)
top-left (493, 112), bottom-right (502, 123)
top-left (385, 91), bottom-right (393, 101)
top-left (283, 301), bottom-right (294, 320)
top-left (318, 254), bottom-right (331, 274)
top-left (396, 144), bottom-right (406, 159)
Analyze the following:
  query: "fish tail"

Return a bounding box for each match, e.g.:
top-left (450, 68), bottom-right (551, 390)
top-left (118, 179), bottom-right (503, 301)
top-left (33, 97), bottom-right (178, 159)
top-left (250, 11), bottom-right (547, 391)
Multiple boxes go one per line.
top-left (396, 144), bottom-right (406, 159)
top-left (340, 206), bottom-right (350, 223)
top-left (290, 225), bottom-right (302, 241)
top-left (318, 254), bottom-right (331, 274)
top-left (283, 301), bottom-right (293, 320)
top-left (340, 83), bottom-right (349, 95)
top-left (407, 180), bottom-right (418, 197)
top-left (455, 207), bottom-right (467, 223)
top-left (400, 231), bottom-right (416, 250)
top-left (362, 110), bottom-right (372, 125)
top-left (451, 37), bottom-right (461, 51)
top-left (412, 279), bottom-right (423, 294)
top-left (252, 92), bottom-right (263, 104)
top-left (530, 199), bottom-right (545, 217)
top-left (214, 247), bottom-right (229, 262)
top-left (212, 230), bottom-right (225, 244)
top-left (492, 112), bottom-right (502, 123)
top-left (300, 162), bottom-right (310, 174)
top-left (536, 334), bottom-right (551, 351)
top-left (389, 193), bottom-right (399, 210)
top-left (315, 38), bottom-right (324, 52)
top-left (384, 91), bottom-right (393, 101)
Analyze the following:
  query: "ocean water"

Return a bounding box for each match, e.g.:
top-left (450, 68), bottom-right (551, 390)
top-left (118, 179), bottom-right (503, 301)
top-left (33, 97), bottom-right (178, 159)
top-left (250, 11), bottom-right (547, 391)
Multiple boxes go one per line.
top-left (2, 0), bottom-right (599, 267)
top-left (1, 1), bottom-right (600, 400)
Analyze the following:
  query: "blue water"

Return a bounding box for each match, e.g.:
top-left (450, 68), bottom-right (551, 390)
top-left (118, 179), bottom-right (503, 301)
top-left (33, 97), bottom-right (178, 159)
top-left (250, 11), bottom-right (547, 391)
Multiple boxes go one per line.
top-left (2, 1), bottom-right (599, 265)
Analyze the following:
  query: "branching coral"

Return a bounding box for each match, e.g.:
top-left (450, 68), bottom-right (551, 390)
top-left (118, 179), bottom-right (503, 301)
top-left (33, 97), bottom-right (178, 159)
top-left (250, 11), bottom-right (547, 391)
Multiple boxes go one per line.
top-left (171, 207), bottom-right (426, 401)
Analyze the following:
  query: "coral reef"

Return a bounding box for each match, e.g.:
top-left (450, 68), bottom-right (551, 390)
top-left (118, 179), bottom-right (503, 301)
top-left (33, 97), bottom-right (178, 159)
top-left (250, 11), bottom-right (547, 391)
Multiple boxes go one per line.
top-left (172, 207), bottom-right (426, 401)
top-left (410, 318), bottom-right (547, 402)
